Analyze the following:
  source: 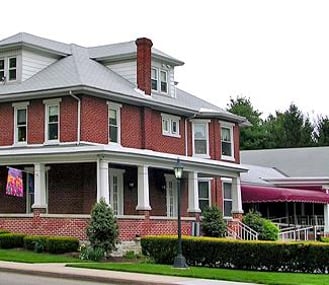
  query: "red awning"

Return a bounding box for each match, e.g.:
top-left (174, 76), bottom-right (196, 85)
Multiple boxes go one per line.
top-left (241, 184), bottom-right (329, 204)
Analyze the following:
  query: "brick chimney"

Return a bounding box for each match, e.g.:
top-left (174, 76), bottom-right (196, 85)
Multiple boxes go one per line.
top-left (135, 37), bottom-right (153, 95)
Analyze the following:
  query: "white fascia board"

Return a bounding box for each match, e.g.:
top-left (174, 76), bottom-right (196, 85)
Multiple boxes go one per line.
top-left (264, 177), bottom-right (329, 187)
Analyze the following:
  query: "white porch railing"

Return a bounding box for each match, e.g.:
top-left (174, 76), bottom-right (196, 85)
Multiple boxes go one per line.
top-left (226, 221), bottom-right (259, 240)
top-left (278, 225), bottom-right (324, 241)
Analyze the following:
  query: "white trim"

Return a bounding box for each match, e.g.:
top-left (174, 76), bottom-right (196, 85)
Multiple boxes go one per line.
top-left (151, 67), bottom-right (169, 95)
top-left (44, 99), bottom-right (61, 144)
top-left (222, 179), bottom-right (233, 218)
top-left (191, 119), bottom-right (210, 158)
top-left (198, 179), bottom-right (211, 211)
top-left (109, 168), bottom-right (125, 215)
top-left (12, 101), bottom-right (30, 108)
top-left (13, 103), bottom-right (28, 145)
top-left (220, 121), bottom-right (235, 161)
top-left (165, 173), bottom-right (177, 217)
top-left (161, 113), bottom-right (181, 138)
top-left (107, 101), bottom-right (122, 144)
top-left (40, 214), bottom-right (91, 218)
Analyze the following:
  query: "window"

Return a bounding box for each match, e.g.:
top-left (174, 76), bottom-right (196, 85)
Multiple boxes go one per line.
top-left (109, 169), bottom-right (125, 215)
top-left (107, 102), bottom-right (122, 144)
top-left (198, 180), bottom-right (210, 212)
top-left (0, 57), bottom-right (18, 82)
top-left (165, 174), bottom-right (177, 217)
top-left (151, 67), bottom-right (169, 94)
top-left (0, 59), bottom-right (4, 80)
top-left (43, 98), bottom-right (61, 143)
top-left (223, 182), bottom-right (232, 217)
top-left (192, 120), bottom-right (209, 157)
top-left (161, 114), bottom-right (180, 137)
top-left (220, 122), bottom-right (234, 159)
top-left (151, 68), bottom-right (158, 91)
top-left (13, 102), bottom-right (29, 144)
top-left (160, 70), bottom-right (168, 93)
top-left (8, 57), bottom-right (17, 81)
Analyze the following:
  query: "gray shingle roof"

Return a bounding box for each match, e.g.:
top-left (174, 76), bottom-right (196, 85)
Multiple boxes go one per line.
top-left (241, 147), bottom-right (329, 177)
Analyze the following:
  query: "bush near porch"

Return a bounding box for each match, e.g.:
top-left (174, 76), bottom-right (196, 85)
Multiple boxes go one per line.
top-left (141, 235), bottom-right (329, 273)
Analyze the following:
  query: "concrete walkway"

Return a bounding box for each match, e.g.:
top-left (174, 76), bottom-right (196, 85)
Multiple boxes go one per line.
top-left (0, 261), bottom-right (258, 285)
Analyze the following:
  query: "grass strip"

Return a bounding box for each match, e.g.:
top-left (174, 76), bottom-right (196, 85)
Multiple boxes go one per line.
top-left (0, 248), bottom-right (82, 263)
top-left (69, 263), bottom-right (329, 285)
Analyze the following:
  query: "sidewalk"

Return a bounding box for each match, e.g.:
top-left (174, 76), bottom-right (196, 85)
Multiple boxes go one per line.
top-left (0, 261), bottom-right (257, 285)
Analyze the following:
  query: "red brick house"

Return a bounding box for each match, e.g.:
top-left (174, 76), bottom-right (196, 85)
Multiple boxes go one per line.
top-left (0, 33), bottom-right (248, 241)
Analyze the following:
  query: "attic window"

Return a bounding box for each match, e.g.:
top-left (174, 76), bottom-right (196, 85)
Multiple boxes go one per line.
top-left (0, 60), bottom-right (4, 80)
top-left (151, 68), bottom-right (158, 91)
top-left (8, 57), bottom-right (17, 81)
top-left (0, 57), bottom-right (18, 82)
top-left (160, 70), bottom-right (168, 93)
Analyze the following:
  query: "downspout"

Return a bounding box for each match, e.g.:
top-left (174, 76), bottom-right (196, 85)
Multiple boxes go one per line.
top-left (69, 90), bottom-right (81, 145)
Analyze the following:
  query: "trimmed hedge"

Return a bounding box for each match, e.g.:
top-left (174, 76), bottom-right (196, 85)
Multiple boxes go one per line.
top-left (0, 233), bottom-right (26, 249)
top-left (46, 236), bottom-right (79, 254)
top-left (0, 229), bottom-right (10, 235)
top-left (23, 235), bottom-right (49, 251)
top-left (141, 235), bottom-right (329, 273)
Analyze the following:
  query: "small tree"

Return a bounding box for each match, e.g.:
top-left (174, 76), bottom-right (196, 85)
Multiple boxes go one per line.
top-left (87, 198), bottom-right (119, 256)
top-left (201, 206), bottom-right (226, 237)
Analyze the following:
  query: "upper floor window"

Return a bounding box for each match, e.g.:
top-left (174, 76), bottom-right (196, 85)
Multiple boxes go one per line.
top-left (220, 122), bottom-right (234, 160)
top-left (192, 120), bottom-right (210, 157)
top-left (151, 68), bottom-right (158, 91)
top-left (161, 114), bottom-right (180, 137)
top-left (13, 102), bottom-right (29, 144)
top-left (107, 102), bottom-right (122, 144)
top-left (43, 98), bottom-right (61, 143)
top-left (160, 70), bottom-right (168, 93)
top-left (198, 180), bottom-right (211, 213)
top-left (223, 181), bottom-right (232, 217)
top-left (0, 57), bottom-right (18, 82)
top-left (151, 67), bottom-right (168, 94)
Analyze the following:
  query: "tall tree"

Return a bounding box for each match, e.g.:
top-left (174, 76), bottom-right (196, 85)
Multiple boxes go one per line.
top-left (227, 96), bottom-right (267, 150)
top-left (315, 115), bottom-right (329, 146)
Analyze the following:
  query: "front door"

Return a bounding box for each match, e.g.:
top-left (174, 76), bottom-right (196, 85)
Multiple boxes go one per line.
top-left (109, 169), bottom-right (125, 215)
top-left (165, 174), bottom-right (177, 217)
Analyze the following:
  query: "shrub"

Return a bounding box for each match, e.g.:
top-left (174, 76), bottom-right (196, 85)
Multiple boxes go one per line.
top-left (87, 198), bottom-right (119, 255)
top-left (0, 229), bottom-right (10, 235)
top-left (0, 233), bottom-right (25, 248)
top-left (46, 236), bottom-right (79, 254)
top-left (24, 235), bottom-right (49, 251)
top-left (141, 235), bottom-right (329, 273)
top-left (79, 244), bottom-right (105, 261)
top-left (201, 206), bottom-right (226, 237)
top-left (243, 210), bottom-right (279, 240)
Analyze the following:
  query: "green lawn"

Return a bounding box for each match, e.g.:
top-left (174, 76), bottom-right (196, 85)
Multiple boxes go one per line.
top-left (0, 248), bottom-right (82, 263)
top-left (69, 263), bottom-right (329, 285)
top-left (0, 249), bottom-right (328, 285)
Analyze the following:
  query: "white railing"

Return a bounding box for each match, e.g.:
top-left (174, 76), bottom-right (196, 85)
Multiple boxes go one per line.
top-left (226, 221), bottom-right (259, 240)
top-left (278, 225), bottom-right (324, 241)
top-left (271, 215), bottom-right (324, 226)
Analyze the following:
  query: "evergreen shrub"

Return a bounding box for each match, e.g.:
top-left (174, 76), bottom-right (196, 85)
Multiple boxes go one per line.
top-left (201, 206), bottom-right (226, 237)
top-left (0, 233), bottom-right (25, 248)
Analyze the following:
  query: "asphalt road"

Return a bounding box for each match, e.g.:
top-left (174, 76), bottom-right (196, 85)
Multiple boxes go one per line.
top-left (0, 272), bottom-right (118, 285)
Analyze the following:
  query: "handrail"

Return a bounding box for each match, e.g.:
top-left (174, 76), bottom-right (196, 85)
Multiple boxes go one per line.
top-left (226, 221), bottom-right (259, 240)
top-left (278, 225), bottom-right (324, 241)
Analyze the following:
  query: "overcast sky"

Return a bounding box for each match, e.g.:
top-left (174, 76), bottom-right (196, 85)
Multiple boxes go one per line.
top-left (3, 0), bottom-right (329, 119)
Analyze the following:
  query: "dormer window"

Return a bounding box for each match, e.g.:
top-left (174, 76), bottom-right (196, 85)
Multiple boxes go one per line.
top-left (160, 70), bottom-right (168, 93)
top-left (0, 60), bottom-right (4, 80)
top-left (8, 57), bottom-right (17, 81)
top-left (151, 68), bottom-right (158, 91)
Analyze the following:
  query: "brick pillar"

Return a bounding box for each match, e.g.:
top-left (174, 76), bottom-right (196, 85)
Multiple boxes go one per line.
top-left (135, 37), bottom-right (153, 95)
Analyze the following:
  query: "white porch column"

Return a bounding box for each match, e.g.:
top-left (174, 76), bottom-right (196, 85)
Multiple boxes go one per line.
top-left (231, 176), bottom-right (243, 215)
top-left (324, 204), bottom-right (329, 234)
top-left (136, 165), bottom-right (151, 211)
top-left (97, 159), bottom-right (109, 204)
top-left (32, 163), bottom-right (47, 209)
top-left (187, 171), bottom-right (201, 213)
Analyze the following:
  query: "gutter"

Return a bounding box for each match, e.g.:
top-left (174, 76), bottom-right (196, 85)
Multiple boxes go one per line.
top-left (69, 90), bottom-right (81, 145)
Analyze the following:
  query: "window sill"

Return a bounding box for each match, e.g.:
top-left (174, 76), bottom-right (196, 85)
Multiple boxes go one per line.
top-left (221, 155), bottom-right (235, 161)
top-left (193, 154), bottom-right (210, 159)
top-left (162, 133), bottom-right (181, 138)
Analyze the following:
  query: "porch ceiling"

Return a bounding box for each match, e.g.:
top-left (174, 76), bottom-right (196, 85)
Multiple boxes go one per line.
top-left (242, 184), bottom-right (329, 204)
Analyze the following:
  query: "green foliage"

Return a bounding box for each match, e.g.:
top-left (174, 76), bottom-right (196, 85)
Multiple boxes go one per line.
top-left (87, 198), bottom-right (119, 255)
top-left (79, 244), bottom-right (105, 261)
top-left (243, 210), bottom-right (279, 241)
top-left (201, 206), bottom-right (226, 237)
top-left (24, 235), bottom-right (49, 251)
top-left (46, 236), bottom-right (79, 254)
top-left (315, 115), bottom-right (329, 146)
top-left (0, 233), bottom-right (25, 249)
top-left (320, 237), bottom-right (329, 243)
top-left (141, 235), bottom-right (329, 273)
top-left (0, 230), bottom-right (10, 235)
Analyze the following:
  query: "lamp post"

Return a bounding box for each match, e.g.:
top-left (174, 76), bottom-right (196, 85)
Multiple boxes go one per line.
top-left (173, 158), bottom-right (188, 268)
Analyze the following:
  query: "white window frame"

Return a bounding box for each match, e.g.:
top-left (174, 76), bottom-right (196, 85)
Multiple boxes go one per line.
top-left (8, 57), bottom-right (17, 81)
top-left (191, 119), bottom-right (210, 158)
top-left (161, 113), bottom-right (180, 137)
top-left (43, 98), bottom-right (61, 144)
top-left (220, 121), bottom-right (235, 160)
top-left (0, 59), bottom-right (4, 80)
top-left (151, 67), bottom-right (168, 94)
top-left (151, 68), bottom-right (158, 91)
top-left (198, 178), bottom-right (212, 213)
top-left (160, 70), bottom-right (168, 94)
top-left (12, 101), bottom-right (29, 145)
top-left (107, 101), bottom-right (122, 144)
top-left (222, 178), bottom-right (233, 218)
top-left (109, 168), bottom-right (125, 215)
top-left (0, 56), bottom-right (18, 82)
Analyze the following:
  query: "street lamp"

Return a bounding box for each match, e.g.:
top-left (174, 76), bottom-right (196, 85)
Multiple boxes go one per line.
top-left (173, 158), bottom-right (188, 268)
